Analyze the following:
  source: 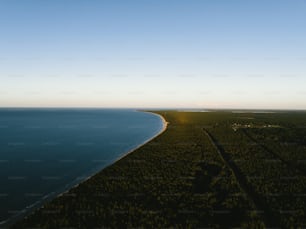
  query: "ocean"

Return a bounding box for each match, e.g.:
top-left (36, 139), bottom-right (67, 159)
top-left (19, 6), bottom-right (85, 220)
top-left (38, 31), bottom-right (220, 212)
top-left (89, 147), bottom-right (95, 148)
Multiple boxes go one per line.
top-left (0, 109), bottom-right (163, 223)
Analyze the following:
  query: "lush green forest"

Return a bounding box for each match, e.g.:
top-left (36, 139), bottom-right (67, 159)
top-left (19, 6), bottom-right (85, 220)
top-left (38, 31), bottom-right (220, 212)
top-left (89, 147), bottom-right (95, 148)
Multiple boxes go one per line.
top-left (11, 111), bottom-right (306, 228)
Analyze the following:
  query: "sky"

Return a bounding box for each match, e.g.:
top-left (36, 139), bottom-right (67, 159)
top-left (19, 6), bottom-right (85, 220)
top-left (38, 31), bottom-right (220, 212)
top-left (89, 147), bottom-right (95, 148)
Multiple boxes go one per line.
top-left (0, 0), bottom-right (306, 109)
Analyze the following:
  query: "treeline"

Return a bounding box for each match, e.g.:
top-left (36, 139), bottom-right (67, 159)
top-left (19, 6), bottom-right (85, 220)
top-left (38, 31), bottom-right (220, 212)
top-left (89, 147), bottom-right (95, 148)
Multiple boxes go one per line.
top-left (12, 111), bottom-right (306, 228)
top-left (12, 111), bottom-right (263, 228)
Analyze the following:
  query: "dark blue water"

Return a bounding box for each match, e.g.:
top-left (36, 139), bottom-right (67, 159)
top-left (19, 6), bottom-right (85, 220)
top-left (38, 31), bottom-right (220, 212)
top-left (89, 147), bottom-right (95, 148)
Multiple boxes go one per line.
top-left (0, 109), bottom-right (163, 223)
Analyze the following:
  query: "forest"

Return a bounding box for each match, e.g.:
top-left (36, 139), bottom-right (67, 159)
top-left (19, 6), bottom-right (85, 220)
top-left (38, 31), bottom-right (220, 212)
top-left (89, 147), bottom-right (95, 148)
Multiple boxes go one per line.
top-left (11, 111), bottom-right (306, 228)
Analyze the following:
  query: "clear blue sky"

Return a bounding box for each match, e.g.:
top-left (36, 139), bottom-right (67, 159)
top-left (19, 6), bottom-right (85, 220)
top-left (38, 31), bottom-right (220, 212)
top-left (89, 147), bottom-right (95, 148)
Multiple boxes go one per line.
top-left (0, 0), bottom-right (305, 109)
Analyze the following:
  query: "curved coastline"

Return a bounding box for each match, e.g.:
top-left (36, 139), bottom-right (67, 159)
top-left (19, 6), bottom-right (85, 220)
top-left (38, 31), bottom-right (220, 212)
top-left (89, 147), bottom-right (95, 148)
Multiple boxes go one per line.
top-left (106, 111), bottom-right (168, 168)
top-left (2, 111), bottom-right (167, 228)
top-left (58, 111), bottom-right (168, 193)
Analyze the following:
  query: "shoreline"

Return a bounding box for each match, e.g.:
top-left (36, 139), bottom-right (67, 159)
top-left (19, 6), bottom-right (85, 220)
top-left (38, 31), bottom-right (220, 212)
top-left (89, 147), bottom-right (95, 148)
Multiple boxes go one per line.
top-left (59, 111), bottom-right (168, 193)
top-left (108, 111), bottom-right (168, 166)
top-left (1, 111), bottom-right (168, 228)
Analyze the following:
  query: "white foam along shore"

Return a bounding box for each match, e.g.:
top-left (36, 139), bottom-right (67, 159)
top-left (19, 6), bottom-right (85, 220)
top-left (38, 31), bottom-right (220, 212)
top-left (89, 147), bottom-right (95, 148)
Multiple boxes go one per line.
top-left (109, 111), bottom-right (168, 165)
top-left (56, 111), bottom-right (168, 198)
top-left (1, 111), bottom-right (168, 228)
top-left (66, 111), bottom-right (168, 188)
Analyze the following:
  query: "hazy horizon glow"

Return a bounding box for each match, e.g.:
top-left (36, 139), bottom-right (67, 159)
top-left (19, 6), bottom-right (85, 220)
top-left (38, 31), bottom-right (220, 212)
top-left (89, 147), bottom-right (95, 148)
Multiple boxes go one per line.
top-left (1, 0), bottom-right (306, 109)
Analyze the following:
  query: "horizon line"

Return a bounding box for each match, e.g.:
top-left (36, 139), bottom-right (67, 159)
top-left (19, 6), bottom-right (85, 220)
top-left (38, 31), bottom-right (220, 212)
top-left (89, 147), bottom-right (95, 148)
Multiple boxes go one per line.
top-left (1, 106), bottom-right (306, 112)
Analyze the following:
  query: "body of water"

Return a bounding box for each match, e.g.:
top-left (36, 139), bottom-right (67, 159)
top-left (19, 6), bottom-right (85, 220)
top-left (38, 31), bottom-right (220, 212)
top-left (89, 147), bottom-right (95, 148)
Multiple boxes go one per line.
top-left (0, 109), bottom-right (163, 223)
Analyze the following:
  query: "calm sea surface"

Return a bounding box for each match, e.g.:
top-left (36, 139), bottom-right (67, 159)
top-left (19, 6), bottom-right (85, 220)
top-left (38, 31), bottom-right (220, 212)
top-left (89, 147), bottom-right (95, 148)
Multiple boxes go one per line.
top-left (0, 109), bottom-right (163, 223)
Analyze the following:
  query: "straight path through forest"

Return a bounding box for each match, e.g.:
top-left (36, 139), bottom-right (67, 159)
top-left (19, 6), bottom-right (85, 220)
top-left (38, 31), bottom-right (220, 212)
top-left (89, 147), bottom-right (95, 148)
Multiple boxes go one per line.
top-left (203, 128), bottom-right (279, 228)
